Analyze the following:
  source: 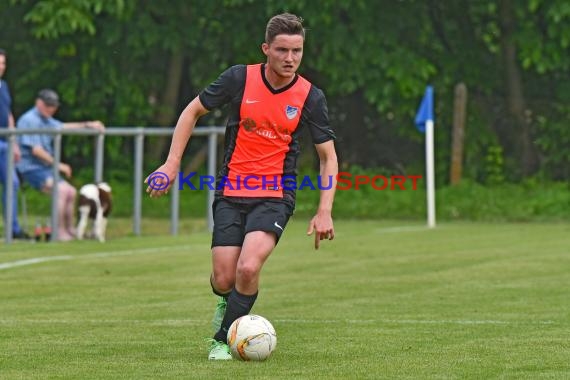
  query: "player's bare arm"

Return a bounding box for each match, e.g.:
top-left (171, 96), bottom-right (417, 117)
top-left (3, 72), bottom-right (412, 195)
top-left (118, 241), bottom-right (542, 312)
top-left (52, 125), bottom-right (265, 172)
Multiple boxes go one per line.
top-left (146, 96), bottom-right (209, 198)
top-left (307, 140), bottom-right (338, 249)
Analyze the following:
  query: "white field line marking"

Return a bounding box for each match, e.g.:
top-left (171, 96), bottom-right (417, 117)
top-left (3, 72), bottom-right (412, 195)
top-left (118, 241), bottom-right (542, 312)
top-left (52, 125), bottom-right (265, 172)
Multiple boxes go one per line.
top-left (0, 245), bottom-right (195, 271)
top-left (0, 255), bottom-right (72, 270)
top-left (0, 318), bottom-right (555, 326)
top-left (0, 319), bottom-right (207, 325)
top-left (276, 319), bottom-right (556, 325)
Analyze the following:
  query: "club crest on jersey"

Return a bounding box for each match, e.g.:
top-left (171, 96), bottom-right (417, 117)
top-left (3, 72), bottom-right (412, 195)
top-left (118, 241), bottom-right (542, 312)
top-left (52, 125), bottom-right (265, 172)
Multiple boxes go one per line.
top-left (285, 105), bottom-right (298, 120)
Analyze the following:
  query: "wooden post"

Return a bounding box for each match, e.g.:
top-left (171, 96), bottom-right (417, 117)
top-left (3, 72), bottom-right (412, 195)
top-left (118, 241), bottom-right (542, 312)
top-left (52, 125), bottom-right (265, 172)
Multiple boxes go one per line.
top-left (450, 83), bottom-right (467, 185)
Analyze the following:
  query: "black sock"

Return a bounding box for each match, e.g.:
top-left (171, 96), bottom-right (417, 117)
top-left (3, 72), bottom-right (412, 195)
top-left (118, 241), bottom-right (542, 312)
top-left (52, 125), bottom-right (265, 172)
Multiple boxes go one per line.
top-left (213, 288), bottom-right (258, 343)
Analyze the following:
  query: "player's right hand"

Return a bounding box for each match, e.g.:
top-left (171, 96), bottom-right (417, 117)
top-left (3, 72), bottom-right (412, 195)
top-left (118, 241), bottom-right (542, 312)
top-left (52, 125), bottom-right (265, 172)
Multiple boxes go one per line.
top-left (145, 163), bottom-right (177, 198)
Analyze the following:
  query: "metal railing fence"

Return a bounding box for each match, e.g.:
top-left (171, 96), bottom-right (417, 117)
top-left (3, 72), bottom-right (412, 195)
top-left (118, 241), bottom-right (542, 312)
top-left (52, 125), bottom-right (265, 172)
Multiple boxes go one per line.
top-left (0, 127), bottom-right (225, 244)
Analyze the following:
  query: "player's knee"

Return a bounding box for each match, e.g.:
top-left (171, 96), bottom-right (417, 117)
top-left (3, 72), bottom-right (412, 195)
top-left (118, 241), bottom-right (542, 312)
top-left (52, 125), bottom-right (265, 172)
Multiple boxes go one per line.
top-left (212, 271), bottom-right (235, 292)
top-left (236, 261), bottom-right (260, 283)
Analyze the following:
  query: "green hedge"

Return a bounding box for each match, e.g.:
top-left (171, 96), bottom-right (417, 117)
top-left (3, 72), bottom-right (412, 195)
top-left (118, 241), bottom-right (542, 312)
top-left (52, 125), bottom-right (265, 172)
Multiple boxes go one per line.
top-left (296, 178), bottom-right (570, 222)
top-left (16, 177), bottom-right (570, 222)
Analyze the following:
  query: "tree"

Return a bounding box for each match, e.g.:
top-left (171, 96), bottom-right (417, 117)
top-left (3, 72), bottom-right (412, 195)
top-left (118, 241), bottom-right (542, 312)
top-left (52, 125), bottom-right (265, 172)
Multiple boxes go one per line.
top-left (2, 0), bottom-right (568, 182)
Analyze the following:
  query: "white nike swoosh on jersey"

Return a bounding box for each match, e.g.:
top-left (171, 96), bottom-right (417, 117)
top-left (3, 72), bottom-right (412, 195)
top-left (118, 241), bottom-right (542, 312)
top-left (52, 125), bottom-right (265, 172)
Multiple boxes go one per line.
top-left (245, 99), bottom-right (261, 104)
top-left (274, 222), bottom-right (284, 231)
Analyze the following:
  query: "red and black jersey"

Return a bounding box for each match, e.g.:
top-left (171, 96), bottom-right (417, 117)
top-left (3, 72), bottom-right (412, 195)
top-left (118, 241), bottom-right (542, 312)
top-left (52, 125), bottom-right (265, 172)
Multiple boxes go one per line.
top-left (199, 63), bottom-right (335, 206)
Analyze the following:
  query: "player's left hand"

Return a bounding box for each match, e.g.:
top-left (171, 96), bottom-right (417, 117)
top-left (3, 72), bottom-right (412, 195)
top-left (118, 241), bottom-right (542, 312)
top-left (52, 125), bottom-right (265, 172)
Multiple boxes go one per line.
top-left (307, 211), bottom-right (335, 250)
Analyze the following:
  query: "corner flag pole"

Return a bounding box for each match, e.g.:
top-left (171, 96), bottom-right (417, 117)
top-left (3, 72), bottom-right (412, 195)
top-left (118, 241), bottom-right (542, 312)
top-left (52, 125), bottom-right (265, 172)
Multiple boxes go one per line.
top-left (415, 86), bottom-right (436, 228)
top-left (425, 119), bottom-right (436, 228)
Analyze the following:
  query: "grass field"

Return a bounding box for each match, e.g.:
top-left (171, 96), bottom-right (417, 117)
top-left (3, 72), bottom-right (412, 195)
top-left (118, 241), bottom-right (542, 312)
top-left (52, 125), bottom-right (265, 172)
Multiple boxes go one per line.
top-left (1, 219), bottom-right (569, 379)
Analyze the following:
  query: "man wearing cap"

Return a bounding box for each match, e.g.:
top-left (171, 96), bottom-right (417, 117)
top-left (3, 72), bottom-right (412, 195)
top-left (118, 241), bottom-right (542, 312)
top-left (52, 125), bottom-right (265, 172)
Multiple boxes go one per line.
top-left (0, 48), bottom-right (32, 240)
top-left (16, 88), bottom-right (105, 241)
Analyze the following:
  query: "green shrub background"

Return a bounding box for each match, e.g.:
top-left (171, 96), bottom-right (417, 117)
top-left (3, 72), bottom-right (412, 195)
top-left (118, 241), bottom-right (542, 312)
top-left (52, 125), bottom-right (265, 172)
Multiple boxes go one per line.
top-left (17, 171), bottom-right (570, 223)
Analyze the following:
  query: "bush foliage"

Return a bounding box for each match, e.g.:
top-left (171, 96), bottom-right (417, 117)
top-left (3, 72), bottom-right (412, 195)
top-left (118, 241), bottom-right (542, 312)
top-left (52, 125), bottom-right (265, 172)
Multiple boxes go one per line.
top-left (19, 172), bottom-right (569, 223)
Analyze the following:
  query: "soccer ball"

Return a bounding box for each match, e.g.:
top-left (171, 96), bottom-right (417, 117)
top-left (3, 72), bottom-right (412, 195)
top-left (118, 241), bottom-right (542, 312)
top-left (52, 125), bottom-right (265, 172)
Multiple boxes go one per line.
top-left (227, 314), bottom-right (277, 361)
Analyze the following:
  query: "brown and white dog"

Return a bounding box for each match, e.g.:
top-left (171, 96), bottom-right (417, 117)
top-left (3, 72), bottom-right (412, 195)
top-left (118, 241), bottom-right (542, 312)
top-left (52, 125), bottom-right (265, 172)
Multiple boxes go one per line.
top-left (76, 182), bottom-right (112, 242)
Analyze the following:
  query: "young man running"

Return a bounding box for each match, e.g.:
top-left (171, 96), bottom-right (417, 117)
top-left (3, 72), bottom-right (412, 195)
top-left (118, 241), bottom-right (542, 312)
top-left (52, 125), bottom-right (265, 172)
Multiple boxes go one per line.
top-left (146, 13), bottom-right (338, 360)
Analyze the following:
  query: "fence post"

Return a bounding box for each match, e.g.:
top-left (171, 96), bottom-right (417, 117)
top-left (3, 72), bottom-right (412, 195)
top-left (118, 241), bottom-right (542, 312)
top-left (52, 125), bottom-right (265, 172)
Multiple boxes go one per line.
top-left (450, 83), bottom-right (468, 185)
top-left (133, 130), bottom-right (144, 236)
top-left (170, 173), bottom-right (179, 235)
top-left (95, 133), bottom-right (104, 183)
top-left (50, 133), bottom-right (62, 241)
top-left (4, 133), bottom-right (15, 243)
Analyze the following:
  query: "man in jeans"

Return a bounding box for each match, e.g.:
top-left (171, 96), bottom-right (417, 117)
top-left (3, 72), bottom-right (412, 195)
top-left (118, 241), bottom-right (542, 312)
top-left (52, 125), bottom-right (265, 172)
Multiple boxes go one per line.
top-left (0, 48), bottom-right (30, 240)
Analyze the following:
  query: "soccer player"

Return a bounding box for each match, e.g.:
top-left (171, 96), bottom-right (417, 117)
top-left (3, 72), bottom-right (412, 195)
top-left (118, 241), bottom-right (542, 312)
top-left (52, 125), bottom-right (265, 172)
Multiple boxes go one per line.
top-left (146, 13), bottom-right (338, 360)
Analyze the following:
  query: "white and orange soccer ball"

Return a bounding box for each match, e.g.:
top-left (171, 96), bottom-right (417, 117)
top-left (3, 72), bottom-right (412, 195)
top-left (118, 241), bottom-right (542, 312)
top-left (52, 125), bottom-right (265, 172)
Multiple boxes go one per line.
top-left (227, 314), bottom-right (277, 361)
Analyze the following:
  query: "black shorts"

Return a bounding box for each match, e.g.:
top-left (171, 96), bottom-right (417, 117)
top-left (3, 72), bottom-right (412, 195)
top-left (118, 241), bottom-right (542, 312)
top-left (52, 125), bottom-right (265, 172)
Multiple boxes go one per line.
top-left (211, 198), bottom-right (294, 248)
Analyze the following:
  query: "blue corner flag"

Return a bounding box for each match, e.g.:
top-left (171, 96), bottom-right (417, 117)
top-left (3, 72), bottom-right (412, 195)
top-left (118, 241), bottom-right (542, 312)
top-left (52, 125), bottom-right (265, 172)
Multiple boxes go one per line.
top-left (415, 86), bottom-right (434, 133)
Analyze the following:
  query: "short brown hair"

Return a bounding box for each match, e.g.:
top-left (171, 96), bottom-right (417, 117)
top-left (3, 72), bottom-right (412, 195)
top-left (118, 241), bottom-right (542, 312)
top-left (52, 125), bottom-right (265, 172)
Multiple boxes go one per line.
top-left (265, 13), bottom-right (305, 44)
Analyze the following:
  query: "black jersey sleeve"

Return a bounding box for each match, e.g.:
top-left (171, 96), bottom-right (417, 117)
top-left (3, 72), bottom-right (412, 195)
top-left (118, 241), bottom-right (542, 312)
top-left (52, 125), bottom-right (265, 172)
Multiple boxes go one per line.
top-left (199, 65), bottom-right (246, 111)
top-left (301, 85), bottom-right (336, 144)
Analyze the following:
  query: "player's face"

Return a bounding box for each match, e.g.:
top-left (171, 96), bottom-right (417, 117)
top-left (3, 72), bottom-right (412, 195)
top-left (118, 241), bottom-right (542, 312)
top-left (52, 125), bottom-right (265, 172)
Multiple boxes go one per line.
top-left (0, 55), bottom-right (6, 78)
top-left (262, 34), bottom-right (304, 81)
